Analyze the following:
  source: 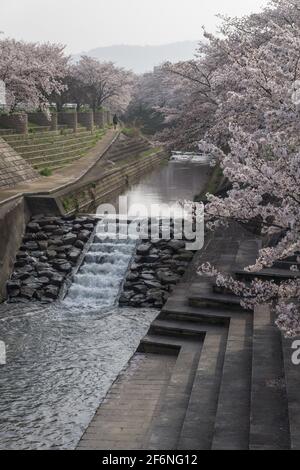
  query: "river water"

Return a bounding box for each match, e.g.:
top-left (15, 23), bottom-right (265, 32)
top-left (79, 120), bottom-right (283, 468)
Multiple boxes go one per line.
top-left (0, 160), bottom-right (210, 449)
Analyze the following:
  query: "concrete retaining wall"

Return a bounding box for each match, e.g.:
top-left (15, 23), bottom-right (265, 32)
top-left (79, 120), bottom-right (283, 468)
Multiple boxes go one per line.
top-left (59, 150), bottom-right (168, 214)
top-left (0, 197), bottom-right (30, 301)
top-left (0, 137), bottom-right (39, 189)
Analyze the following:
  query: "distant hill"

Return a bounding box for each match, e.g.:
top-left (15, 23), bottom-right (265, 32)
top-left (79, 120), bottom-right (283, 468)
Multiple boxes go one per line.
top-left (73, 41), bottom-right (198, 74)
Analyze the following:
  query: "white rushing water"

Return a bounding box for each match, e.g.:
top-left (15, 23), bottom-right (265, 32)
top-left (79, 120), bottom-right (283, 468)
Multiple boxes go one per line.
top-left (170, 152), bottom-right (214, 165)
top-left (64, 221), bottom-right (136, 308)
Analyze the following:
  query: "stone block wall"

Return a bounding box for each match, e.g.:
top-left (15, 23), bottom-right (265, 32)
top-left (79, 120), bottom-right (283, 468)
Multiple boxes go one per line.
top-left (94, 110), bottom-right (105, 128)
top-left (78, 111), bottom-right (94, 131)
top-left (0, 197), bottom-right (31, 301)
top-left (57, 112), bottom-right (77, 132)
top-left (27, 112), bottom-right (51, 127)
top-left (0, 113), bottom-right (28, 134)
top-left (0, 137), bottom-right (39, 189)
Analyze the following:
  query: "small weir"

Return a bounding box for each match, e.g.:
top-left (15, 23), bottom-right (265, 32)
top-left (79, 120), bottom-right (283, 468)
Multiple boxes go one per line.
top-left (64, 221), bottom-right (136, 308)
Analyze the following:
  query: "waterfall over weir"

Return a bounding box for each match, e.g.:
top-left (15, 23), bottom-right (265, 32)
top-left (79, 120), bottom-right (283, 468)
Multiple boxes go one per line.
top-left (64, 220), bottom-right (136, 308)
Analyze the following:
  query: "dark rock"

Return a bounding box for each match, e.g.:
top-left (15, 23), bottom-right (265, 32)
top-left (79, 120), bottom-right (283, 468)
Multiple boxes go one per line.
top-left (48, 238), bottom-right (63, 247)
top-left (68, 249), bottom-right (81, 263)
top-left (9, 288), bottom-right (20, 298)
top-left (31, 251), bottom-right (44, 259)
top-left (157, 271), bottom-right (180, 284)
top-left (43, 225), bottom-right (59, 232)
top-left (16, 252), bottom-right (28, 260)
top-left (62, 233), bottom-right (77, 244)
top-left (23, 233), bottom-right (36, 242)
top-left (7, 280), bottom-right (21, 291)
top-left (126, 272), bottom-right (139, 281)
top-left (36, 262), bottom-right (51, 272)
top-left (119, 291), bottom-right (134, 303)
top-left (137, 243), bottom-right (151, 255)
top-left (15, 260), bottom-right (27, 268)
top-left (35, 232), bottom-right (49, 241)
top-left (44, 285), bottom-right (59, 299)
top-left (24, 241), bottom-right (39, 251)
top-left (38, 241), bottom-right (48, 250)
top-left (56, 253), bottom-right (67, 259)
top-left (46, 250), bottom-right (57, 260)
top-left (144, 255), bottom-right (159, 263)
top-left (55, 262), bottom-right (72, 273)
top-left (27, 222), bottom-right (41, 233)
top-left (144, 280), bottom-right (162, 289)
top-left (74, 239), bottom-right (85, 249)
top-left (38, 269), bottom-right (55, 278)
top-left (51, 273), bottom-right (65, 286)
top-left (78, 230), bottom-right (90, 242)
top-left (74, 217), bottom-right (88, 224)
top-left (141, 273), bottom-right (155, 281)
top-left (168, 240), bottom-right (186, 251)
top-left (20, 286), bottom-right (35, 299)
top-left (132, 284), bottom-right (147, 293)
top-left (83, 224), bottom-right (94, 231)
top-left (52, 229), bottom-right (64, 236)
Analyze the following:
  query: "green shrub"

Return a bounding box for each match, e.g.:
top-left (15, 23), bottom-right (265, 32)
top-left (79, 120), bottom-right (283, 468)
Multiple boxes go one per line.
top-left (39, 167), bottom-right (52, 177)
top-left (122, 127), bottom-right (138, 137)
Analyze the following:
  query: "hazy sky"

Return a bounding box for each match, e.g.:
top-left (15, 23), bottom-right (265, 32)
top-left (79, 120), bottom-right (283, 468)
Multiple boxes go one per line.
top-left (1, 0), bottom-right (268, 53)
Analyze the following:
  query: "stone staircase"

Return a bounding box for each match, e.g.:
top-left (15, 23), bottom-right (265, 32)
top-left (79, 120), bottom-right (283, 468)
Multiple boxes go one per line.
top-left (104, 133), bottom-right (154, 163)
top-left (1, 127), bottom-right (105, 172)
top-left (77, 224), bottom-right (299, 450)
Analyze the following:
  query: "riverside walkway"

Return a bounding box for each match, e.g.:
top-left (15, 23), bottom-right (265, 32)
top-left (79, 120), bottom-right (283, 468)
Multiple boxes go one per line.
top-left (0, 128), bottom-right (119, 206)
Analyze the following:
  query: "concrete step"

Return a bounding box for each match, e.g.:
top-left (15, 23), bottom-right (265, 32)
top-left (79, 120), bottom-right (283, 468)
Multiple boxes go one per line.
top-left (211, 314), bottom-right (252, 449)
top-left (188, 291), bottom-right (248, 311)
top-left (235, 268), bottom-right (300, 281)
top-left (11, 131), bottom-right (95, 150)
top-left (151, 318), bottom-right (223, 336)
top-left (26, 144), bottom-right (95, 166)
top-left (249, 305), bottom-right (290, 450)
top-left (33, 153), bottom-right (84, 170)
top-left (16, 134), bottom-right (102, 157)
top-left (273, 260), bottom-right (300, 270)
top-left (3, 129), bottom-right (73, 143)
top-left (139, 334), bottom-right (203, 450)
top-left (177, 328), bottom-right (228, 449)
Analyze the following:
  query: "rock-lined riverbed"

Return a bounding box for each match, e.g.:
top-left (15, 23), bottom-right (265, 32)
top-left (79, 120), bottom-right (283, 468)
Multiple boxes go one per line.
top-left (7, 215), bottom-right (98, 303)
top-left (120, 239), bottom-right (194, 308)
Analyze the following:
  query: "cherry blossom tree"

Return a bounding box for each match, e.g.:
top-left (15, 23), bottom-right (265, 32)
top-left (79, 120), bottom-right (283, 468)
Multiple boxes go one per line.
top-left (196, 1), bottom-right (300, 337)
top-left (151, 0), bottom-right (300, 336)
top-left (66, 56), bottom-right (135, 112)
top-left (0, 38), bottom-right (68, 112)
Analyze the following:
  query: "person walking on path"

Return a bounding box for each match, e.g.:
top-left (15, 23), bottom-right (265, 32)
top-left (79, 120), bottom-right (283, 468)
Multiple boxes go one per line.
top-left (113, 114), bottom-right (118, 130)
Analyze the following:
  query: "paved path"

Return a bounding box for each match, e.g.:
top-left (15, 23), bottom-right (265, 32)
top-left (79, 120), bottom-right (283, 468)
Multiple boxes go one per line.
top-left (0, 129), bottom-right (119, 206)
